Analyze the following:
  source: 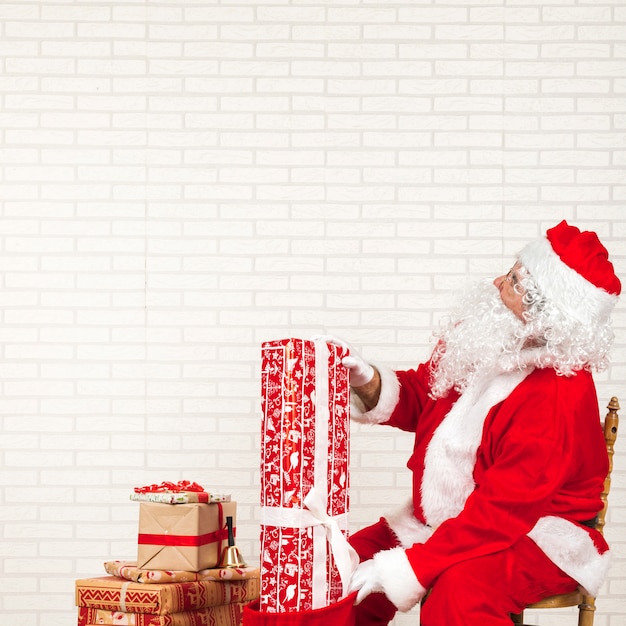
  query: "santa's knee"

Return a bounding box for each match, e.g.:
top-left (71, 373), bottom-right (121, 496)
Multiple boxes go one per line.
top-left (420, 562), bottom-right (499, 624)
top-left (421, 568), bottom-right (465, 612)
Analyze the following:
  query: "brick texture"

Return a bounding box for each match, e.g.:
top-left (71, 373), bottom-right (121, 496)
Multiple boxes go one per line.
top-left (0, 2), bottom-right (624, 625)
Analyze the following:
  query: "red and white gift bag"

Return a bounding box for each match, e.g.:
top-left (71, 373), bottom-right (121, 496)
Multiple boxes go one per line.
top-left (259, 338), bottom-right (358, 613)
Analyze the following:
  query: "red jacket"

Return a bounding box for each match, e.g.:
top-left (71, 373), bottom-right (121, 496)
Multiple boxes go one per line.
top-left (376, 363), bottom-right (609, 594)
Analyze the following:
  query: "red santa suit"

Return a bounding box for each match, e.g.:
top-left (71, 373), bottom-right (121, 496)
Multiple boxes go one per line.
top-left (346, 220), bottom-right (620, 625)
top-left (349, 359), bottom-right (610, 625)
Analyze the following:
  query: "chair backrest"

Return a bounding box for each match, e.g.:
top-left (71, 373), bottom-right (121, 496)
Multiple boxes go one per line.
top-left (596, 396), bottom-right (620, 536)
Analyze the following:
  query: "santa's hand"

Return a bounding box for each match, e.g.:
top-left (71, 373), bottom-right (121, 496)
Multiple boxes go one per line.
top-left (310, 334), bottom-right (374, 387)
top-left (348, 548), bottom-right (426, 612)
top-left (341, 353), bottom-right (375, 387)
top-left (349, 560), bottom-right (383, 604)
top-left (309, 333), bottom-right (350, 351)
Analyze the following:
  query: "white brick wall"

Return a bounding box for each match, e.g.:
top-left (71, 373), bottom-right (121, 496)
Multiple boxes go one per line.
top-left (0, 2), bottom-right (624, 625)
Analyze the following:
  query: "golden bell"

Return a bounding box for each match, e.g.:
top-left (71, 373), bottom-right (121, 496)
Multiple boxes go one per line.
top-left (219, 515), bottom-right (247, 568)
top-left (220, 545), bottom-right (247, 568)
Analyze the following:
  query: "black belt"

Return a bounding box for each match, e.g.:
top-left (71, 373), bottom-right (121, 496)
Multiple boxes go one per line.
top-left (578, 516), bottom-right (598, 529)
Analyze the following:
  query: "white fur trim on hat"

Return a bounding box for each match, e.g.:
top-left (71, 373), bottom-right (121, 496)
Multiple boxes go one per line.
top-left (518, 238), bottom-right (618, 326)
top-left (528, 516), bottom-right (611, 596)
top-left (350, 363), bottom-right (400, 425)
top-left (374, 547), bottom-right (427, 612)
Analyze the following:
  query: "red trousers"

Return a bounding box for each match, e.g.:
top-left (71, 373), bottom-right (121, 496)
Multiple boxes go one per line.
top-left (349, 517), bottom-right (579, 626)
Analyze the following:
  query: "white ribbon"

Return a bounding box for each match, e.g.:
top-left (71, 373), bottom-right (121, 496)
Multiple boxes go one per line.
top-left (312, 338), bottom-right (331, 607)
top-left (304, 488), bottom-right (360, 601)
top-left (312, 339), bottom-right (359, 604)
top-left (259, 488), bottom-right (359, 606)
top-left (313, 339), bottom-right (331, 501)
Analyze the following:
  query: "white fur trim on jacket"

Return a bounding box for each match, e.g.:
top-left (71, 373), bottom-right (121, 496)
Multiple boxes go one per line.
top-left (421, 369), bottom-right (531, 528)
top-left (518, 237), bottom-right (618, 326)
top-left (384, 499), bottom-right (433, 548)
top-left (528, 516), bottom-right (611, 596)
top-left (350, 363), bottom-right (400, 425)
top-left (382, 502), bottom-right (611, 597)
top-left (374, 547), bottom-right (427, 612)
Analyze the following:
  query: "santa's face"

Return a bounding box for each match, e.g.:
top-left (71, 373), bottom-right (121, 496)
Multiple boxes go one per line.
top-left (493, 262), bottom-right (526, 320)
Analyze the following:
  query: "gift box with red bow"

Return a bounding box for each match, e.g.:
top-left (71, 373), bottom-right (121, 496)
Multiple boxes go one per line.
top-left (137, 500), bottom-right (237, 572)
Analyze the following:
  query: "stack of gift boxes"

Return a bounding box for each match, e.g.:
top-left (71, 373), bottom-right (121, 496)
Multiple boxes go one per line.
top-left (75, 337), bottom-right (356, 626)
top-left (75, 483), bottom-right (259, 626)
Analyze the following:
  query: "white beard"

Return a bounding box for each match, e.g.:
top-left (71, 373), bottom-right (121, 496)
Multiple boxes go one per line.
top-left (429, 280), bottom-right (539, 399)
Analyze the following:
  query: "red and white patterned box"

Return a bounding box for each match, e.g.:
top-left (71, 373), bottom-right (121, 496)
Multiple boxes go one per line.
top-left (259, 338), bottom-right (356, 613)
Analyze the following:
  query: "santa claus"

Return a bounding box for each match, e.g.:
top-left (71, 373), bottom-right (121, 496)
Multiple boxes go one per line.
top-left (336, 220), bottom-right (621, 625)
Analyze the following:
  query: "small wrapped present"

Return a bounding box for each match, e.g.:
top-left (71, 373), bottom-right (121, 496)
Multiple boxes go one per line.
top-left (78, 602), bottom-right (246, 626)
top-left (131, 492), bottom-right (212, 505)
top-left (259, 338), bottom-right (358, 613)
top-left (131, 493), bottom-right (231, 505)
top-left (137, 501), bottom-right (236, 572)
top-left (75, 575), bottom-right (258, 615)
top-left (131, 481), bottom-right (231, 505)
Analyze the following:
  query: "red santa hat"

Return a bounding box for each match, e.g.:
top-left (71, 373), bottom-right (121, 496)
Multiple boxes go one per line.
top-left (518, 220), bottom-right (621, 325)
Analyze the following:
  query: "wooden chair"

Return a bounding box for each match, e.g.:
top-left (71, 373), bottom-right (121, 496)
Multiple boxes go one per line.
top-left (510, 396), bottom-right (620, 626)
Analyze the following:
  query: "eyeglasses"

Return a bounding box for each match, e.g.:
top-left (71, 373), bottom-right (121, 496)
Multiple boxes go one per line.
top-left (504, 268), bottom-right (514, 282)
top-left (503, 264), bottom-right (525, 289)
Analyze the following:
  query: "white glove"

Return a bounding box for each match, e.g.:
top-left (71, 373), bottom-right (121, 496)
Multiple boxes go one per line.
top-left (349, 560), bottom-right (383, 604)
top-left (348, 548), bottom-right (426, 612)
top-left (310, 334), bottom-right (374, 387)
top-left (342, 353), bottom-right (375, 387)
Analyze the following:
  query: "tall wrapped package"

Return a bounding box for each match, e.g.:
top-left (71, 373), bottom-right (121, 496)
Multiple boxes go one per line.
top-left (259, 338), bottom-right (358, 613)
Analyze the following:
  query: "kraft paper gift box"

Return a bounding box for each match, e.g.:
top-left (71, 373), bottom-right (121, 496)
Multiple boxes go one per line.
top-left (259, 338), bottom-right (358, 613)
top-left (137, 501), bottom-right (236, 572)
top-left (75, 575), bottom-right (259, 615)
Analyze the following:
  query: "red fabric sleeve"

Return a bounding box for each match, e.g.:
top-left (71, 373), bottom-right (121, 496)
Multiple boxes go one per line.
top-left (383, 362), bottom-right (435, 433)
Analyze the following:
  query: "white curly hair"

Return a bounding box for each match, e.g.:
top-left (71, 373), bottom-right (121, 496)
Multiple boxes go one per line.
top-left (428, 264), bottom-right (615, 400)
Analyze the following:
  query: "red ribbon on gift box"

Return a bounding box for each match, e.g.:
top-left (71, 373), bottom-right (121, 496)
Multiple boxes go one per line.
top-left (134, 480), bottom-right (205, 493)
top-left (137, 528), bottom-right (229, 547)
top-left (137, 501), bottom-right (230, 553)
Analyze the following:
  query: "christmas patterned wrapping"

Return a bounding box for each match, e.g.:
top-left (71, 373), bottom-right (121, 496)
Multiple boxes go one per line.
top-left (137, 501), bottom-right (236, 572)
top-left (75, 575), bottom-right (258, 615)
top-left (131, 493), bottom-right (231, 505)
top-left (259, 338), bottom-right (358, 613)
top-left (104, 561), bottom-right (259, 585)
top-left (77, 602), bottom-right (246, 626)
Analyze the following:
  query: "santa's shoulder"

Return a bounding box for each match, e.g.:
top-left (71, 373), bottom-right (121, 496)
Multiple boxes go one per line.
top-left (516, 366), bottom-right (596, 406)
